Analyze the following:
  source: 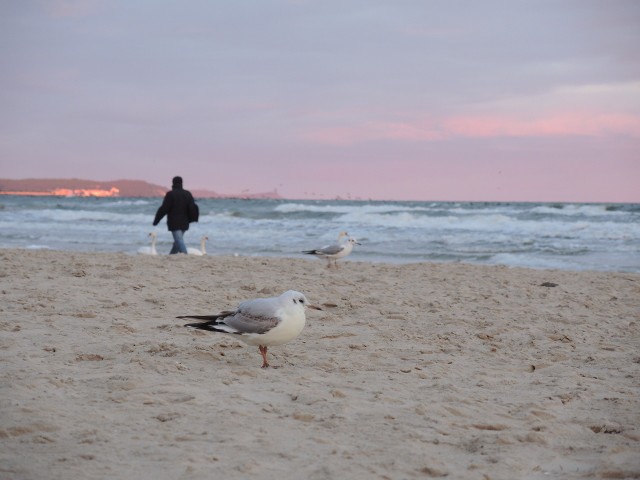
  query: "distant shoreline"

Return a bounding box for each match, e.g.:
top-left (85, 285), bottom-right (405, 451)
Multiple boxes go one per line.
top-left (0, 177), bottom-right (282, 200)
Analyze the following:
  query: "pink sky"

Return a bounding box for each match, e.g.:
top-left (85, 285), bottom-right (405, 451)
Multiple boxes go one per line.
top-left (1, 1), bottom-right (639, 202)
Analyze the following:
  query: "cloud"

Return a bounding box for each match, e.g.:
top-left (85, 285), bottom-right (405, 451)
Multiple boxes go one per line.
top-left (302, 111), bottom-right (640, 145)
top-left (444, 113), bottom-right (640, 138)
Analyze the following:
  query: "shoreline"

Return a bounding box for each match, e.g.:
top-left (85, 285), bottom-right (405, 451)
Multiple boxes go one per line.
top-left (2, 246), bottom-right (639, 275)
top-left (1, 250), bottom-right (639, 478)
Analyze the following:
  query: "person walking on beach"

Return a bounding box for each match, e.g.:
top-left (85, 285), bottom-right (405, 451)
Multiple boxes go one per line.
top-left (153, 176), bottom-right (199, 254)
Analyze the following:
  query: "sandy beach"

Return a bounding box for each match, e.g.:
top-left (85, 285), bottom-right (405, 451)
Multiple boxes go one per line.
top-left (1, 249), bottom-right (639, 479)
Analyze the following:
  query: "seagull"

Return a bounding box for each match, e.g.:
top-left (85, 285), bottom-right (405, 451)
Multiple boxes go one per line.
top-left (302, 236), bottom-right (361, 269)
top-left (178, 290), bottom-right (321, 368)
top-left (336, 231), bottom-right (349, 242)
top-left (138, 232), bottom-right (158, 255)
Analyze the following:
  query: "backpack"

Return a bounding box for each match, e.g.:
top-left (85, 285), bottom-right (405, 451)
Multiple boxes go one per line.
top-left (188, 199), bottom-right (199, 223)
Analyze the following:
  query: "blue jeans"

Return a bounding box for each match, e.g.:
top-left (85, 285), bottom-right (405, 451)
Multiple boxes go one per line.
top-left (170, 230), bottom-right (188, 254)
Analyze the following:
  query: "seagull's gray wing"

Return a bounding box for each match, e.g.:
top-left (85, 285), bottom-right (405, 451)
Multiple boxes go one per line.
top-left (182, 297), bottom-right (283, 335)
top-left (224, 310), bottom-right (280, 334)
top-left (316, 244), bottom-right (346, 255)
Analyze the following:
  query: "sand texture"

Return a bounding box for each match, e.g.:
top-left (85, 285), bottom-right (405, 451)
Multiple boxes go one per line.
top-left (1, 250), bottom-right (639, 479)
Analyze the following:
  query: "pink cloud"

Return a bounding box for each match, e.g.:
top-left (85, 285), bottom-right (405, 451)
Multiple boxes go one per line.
top-left (303, 112), bottom-right (640, 145)
top-left (444, 113), bottom-right (640, 138)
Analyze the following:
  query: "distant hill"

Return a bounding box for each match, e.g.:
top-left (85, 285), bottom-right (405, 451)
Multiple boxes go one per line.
top-left (0, 178), bottom-right (166, 197)
top-left (0, 178), bottom-right (282, 199)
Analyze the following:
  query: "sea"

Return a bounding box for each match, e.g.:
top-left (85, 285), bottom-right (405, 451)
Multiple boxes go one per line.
top-left (0, 195), bottom-right (639, 273)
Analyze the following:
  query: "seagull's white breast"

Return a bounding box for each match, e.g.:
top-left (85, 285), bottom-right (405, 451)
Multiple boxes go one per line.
top-left (241, 304), bottom-right (307, 347)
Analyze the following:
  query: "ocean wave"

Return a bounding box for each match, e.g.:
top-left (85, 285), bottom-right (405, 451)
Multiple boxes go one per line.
top-left (529, 204), bottom-right (628, 217)
top-left (93, 199), bottom-right (154, 208)
top-left (2, 196), bottom-right (639, 272)
top-left (26, 209), bottom-right (150, 224)
top-left (488, 253), bottom-right (577, 270)
top-left (274, 202), bottom-right (431, 215)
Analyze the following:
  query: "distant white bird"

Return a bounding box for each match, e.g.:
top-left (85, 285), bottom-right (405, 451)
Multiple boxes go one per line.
top-left (187, 235), bottom-right (209, 256)
top-left (302, 236), bottom-right (361, 269)
top-left (179, 290), bottom-right (321, 368)
top-left (336, 231), bottom-right (349, 242)
top-left (138, 232), bottom-right (158, 255)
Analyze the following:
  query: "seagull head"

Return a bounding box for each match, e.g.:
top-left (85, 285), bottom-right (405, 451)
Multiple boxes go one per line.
top-left (281, 290), bottom-right (322, 311)
top-left (347, 237), bottom-right (361, 246)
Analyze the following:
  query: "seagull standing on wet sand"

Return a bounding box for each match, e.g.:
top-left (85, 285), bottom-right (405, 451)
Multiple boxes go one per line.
top-left (178, 290), bottom-right (321, 368)
top-left (302, 236), bottom-right (361, 269)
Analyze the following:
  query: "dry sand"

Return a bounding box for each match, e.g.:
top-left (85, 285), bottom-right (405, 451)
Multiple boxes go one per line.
top-left (1, 250), bottom-right (639, 479)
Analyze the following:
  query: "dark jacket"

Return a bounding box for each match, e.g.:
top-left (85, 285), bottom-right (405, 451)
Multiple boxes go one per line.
top-left (153, 185), bottom-right (196, 232)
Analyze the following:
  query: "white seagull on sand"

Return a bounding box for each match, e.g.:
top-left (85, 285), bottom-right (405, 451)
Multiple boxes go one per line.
top-left (302, 236), bottom-right (361, 269)
top-left (179, 290), bottom-right (321, 368)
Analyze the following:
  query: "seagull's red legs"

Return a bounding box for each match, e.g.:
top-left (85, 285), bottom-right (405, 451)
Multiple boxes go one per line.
top-left (259, 345), bottom-right (269, 368)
